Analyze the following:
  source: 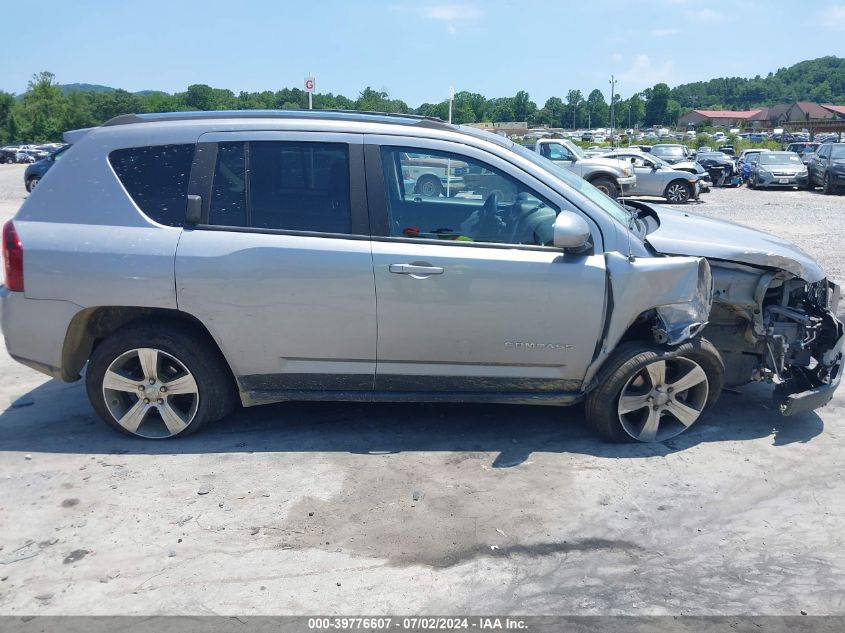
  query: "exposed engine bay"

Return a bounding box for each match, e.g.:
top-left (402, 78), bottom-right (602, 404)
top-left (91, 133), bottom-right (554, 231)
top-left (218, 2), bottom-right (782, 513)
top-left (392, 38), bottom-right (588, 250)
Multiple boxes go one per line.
top-left (703, 262), bottom-right (844, 415)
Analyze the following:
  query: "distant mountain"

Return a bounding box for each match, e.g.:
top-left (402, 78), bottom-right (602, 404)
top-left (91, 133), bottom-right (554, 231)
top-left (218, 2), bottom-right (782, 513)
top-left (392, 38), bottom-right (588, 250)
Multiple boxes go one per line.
top-left (670, 56), bottom-right (845, 110)
top-left (58, 83), bottom-right (168, 96)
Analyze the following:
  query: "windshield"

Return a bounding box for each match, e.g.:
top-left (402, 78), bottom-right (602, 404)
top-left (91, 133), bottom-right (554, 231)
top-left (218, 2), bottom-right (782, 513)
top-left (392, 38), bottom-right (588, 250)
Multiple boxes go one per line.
top-left (831, 146), bottom-right (845, 159)
top-left (509, 142), bottom-right (632, 227)
top-left (759, 153), bottom-right (802, 165)
top-left (652, 146), bottom-right (684, 157)
top-left (562, 140), bottom-right (586, 159)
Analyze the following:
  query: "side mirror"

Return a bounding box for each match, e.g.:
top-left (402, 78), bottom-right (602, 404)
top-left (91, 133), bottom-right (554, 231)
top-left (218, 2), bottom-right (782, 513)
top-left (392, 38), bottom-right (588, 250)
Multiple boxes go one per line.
top-left (553, 211), bottom-right (591, 251)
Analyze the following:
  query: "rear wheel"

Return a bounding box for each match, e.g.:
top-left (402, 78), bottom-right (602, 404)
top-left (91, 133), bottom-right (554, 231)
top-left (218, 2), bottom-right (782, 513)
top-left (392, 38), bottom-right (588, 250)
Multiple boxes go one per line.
top-left (585, 339), bottom-right (724, 443)
top-left (590, 177), bottom-right (618, 198)
top-left (664, 180), bottom-right (691, 203)
top-left (416, 175), bottom-right (443, 198)
top-left (86, 321), bottom-right (237, 438)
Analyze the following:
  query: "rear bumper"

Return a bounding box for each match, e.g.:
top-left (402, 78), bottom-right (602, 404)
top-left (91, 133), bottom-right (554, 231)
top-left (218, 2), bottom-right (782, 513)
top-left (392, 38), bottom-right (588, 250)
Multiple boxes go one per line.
top-left (757, 173), bottom-right (809, 187)
top-left (0, 287), bottom-right (82, 381)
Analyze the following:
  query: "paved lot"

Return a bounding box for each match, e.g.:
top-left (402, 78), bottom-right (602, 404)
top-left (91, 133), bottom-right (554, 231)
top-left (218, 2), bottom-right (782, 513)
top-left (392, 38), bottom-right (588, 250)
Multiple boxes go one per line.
top-left (0, 164), bottom-right (844, 616)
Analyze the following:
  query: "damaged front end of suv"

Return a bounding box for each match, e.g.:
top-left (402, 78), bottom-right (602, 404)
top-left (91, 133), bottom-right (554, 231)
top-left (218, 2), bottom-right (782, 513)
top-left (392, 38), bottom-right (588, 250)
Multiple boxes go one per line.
top-left (642, 205), bottom-right (844, 416)
top-left (707, 263), bottom-right (843, 415)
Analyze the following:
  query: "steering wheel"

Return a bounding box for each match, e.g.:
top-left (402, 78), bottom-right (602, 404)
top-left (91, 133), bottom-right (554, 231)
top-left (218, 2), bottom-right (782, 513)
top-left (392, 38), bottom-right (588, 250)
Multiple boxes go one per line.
top-left (480, 191), bottom-right (500, 218)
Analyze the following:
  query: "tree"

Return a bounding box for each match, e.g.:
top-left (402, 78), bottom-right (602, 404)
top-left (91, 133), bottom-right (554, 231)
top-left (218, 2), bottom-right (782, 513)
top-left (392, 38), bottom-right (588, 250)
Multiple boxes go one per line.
top-left (512, 90), bottom-right (537, 122)
top-left (587, 89), bottom-right (609, 128)
top-left (542, 96), bottom-right (565, 128)
top-left (645, 83), bottom-right (671, 126)
top-left (565, 90), bottom-right (583, 128)
top-left (0, 92), bottom-right (14, 143)
top-left (184, 84), bottom-right (215, 110)
top-left (19, 71), bottom-right (68, 142)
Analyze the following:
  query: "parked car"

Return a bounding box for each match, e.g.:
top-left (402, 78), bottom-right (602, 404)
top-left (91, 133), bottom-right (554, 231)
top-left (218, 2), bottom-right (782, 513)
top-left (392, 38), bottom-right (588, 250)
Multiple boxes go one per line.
top-left (23, 144), bottom-right (70, 192)
top-left (747, 151), bottom-right (808, 189)
top-left (2, 110), bottom-right (842, 445)
top-left (650, 144), bottom-right (694, 165)
top-left (697, 152), bottom-right (741, 187)
top-left (806, 143), bottom-right (845, 194)
top-left (785, 142), bottom-right (820, 163)
top-left (738, 148), bottom-right (765, 164)
top-left (599, 149), bottom-right (701, 203)
top-left (524, 139), bottom-right (636, 198)
top-left (0, 147), bottom-right (18, 164)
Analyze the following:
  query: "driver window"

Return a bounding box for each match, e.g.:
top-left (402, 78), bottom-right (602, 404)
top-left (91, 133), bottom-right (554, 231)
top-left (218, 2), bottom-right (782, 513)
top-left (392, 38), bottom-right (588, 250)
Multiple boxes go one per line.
top-left (629, 155), bottom-right (651, 168)
top-left (543, 143), bottom-right (572, 161)
top-left (381, 147), bottom-right (561, 247)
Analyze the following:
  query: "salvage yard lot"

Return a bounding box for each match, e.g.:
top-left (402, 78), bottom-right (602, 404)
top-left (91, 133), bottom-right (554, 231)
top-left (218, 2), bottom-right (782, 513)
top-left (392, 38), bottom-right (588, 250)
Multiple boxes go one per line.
top-left (0, 163), bottom-right (844, 615)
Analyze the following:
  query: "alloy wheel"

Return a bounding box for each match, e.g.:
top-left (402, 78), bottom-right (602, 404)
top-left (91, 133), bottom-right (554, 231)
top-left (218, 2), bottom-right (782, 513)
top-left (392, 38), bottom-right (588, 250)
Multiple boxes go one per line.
top-left (666, 183), bottom-right (689, 203)
top-left (102, 347), bottom-right (199, 438)
top-left (617, 357), bottom-right (709, 442)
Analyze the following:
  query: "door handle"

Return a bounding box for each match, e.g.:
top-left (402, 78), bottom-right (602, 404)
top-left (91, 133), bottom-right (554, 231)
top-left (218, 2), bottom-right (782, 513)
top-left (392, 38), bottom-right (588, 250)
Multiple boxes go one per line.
top-left (389, 263), bottom-right (444, 276)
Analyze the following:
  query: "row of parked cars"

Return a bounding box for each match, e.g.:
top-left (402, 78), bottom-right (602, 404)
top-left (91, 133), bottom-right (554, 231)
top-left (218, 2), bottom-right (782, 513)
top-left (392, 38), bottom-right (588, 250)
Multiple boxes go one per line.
top-left (740, 144), bottom-right (845, 193)
top-left (0, 143), bottom-right (65, 165)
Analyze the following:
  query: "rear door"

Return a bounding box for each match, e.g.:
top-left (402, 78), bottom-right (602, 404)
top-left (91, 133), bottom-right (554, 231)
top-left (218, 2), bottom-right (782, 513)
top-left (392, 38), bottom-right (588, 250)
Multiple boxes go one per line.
top-left (175, 132), bottom-right (377, 400)
top-left (365, 137), bottom-right (607, 396)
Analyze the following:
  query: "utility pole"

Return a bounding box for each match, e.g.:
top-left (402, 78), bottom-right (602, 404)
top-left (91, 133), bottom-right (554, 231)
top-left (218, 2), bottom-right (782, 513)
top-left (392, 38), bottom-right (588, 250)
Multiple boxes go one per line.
top-left (609, 75), bottom-right (617, 145)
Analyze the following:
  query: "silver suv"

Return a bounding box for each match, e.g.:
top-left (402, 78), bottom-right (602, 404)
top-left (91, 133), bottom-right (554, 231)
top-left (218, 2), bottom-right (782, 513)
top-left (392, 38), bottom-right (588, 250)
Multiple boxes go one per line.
top-left (2, 111), bottom-right (842, 442)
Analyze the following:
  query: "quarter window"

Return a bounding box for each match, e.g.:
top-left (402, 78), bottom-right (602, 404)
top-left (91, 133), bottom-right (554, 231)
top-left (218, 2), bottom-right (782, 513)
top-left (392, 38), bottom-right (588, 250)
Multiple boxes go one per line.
top-left (380, 147), bottom-right (560, 247)
top-left (208, 141), bottom-right (352, 234)
top-left (109, 144), bottom-right (195, 226)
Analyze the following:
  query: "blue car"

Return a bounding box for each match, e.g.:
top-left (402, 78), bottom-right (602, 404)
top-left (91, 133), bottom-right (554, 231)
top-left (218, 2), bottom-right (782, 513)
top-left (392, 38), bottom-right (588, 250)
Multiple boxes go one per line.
top-left (24, 145), bottom-right (69, 192)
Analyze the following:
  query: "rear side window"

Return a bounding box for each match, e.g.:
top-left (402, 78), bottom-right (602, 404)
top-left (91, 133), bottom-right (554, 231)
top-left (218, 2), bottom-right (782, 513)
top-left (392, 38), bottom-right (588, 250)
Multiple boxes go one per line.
top-left (109, 144), bottom-right (195, 226)
top-left (208, 141), bottom-right (351, 234)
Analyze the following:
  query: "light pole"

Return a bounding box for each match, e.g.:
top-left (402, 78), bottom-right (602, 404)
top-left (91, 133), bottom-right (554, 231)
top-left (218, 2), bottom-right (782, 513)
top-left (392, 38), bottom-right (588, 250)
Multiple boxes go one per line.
top-left (609, 75), bottom-right (617, 145)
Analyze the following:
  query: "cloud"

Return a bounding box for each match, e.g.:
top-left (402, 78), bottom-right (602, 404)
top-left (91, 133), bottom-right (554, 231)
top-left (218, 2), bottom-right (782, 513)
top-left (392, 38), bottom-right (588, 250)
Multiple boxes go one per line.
top-left (394, 3), bottom-right (482, 34)
top-left (686, 8), bottom-right (724, 22)
top-left (618, 54), bottom-right (675, 88)
top-left (417, 4), bottom-right (482, 21)
top-left (649, 27), bottom-right (679, 37)
top-left (826, 5), bottom-right (845, 29)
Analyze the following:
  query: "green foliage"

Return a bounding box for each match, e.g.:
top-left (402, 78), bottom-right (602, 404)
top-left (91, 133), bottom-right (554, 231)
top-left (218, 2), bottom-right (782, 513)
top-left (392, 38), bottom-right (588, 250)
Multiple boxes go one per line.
top-left (3, 57), bottom-right (843, 143)
top-left (645, 83), bottom-right (671, 126)
top-left (671, 56), bottom-right (845, 109)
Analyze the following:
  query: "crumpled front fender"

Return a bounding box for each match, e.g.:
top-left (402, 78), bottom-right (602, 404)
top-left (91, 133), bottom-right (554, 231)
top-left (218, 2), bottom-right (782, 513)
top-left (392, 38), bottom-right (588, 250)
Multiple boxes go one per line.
top-left (582, 252), bottom-right (713, 387)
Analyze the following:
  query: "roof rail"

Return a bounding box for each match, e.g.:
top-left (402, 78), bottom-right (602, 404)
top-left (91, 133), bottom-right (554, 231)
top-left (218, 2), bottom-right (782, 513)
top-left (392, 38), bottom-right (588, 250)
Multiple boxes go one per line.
top-left (102, 109), bottom-right (450, 128)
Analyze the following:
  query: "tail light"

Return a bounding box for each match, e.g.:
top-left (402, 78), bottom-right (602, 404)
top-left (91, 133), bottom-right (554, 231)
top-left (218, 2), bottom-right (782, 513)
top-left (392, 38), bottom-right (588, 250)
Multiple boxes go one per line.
top-left (3, 220), bottom-right (23, 292)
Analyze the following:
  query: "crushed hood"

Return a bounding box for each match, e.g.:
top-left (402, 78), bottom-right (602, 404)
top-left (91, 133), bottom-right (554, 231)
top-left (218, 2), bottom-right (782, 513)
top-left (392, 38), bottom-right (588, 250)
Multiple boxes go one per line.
top-left (645, 206), bottom-right (825, 282)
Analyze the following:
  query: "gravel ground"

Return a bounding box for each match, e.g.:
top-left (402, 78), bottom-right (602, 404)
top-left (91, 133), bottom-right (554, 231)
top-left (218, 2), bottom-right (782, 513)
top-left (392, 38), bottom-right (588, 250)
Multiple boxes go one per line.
top-left (0, 164), bottom-right (844, 617)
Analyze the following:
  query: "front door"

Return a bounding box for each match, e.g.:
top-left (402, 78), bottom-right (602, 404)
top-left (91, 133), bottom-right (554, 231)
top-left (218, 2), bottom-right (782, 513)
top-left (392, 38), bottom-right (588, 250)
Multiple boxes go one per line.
top-left (176, 132), bottom-right (377, 399)
top-left (368, 141), bottom-right (607, 395)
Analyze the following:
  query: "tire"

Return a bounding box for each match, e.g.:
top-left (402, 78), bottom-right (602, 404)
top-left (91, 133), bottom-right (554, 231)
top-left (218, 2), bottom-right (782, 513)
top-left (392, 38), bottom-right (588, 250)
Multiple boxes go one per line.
top-left (664, 180), bottom-right (691, 203)
top-left (748, 177), bottom-right (756, 189)
top-left (25, 177), bottom-right (39, 192)
top-left (590, 177), bottom-right (618, 198)
top-left (86, 320), bottom-right (237, 439)
top-left (823, 172), bottom-right (833, 195)
top-left (416, 175), bottom-right (443, 198)
top-left (585, 338), bottom-right (724, 443)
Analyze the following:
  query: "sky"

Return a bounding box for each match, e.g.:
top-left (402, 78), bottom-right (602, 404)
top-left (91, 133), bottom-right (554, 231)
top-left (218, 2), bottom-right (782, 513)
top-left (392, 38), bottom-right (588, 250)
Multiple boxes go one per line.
top-left (2, 0), bottom-right (844, 107)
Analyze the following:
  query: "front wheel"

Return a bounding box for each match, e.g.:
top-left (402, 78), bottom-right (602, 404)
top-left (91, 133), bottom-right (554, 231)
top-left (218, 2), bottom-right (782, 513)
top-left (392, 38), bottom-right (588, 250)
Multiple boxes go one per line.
top-left (25, 177), bottom-right (39, 192)
top-left (590, 177), bottom-right (619, 199)
top-left (823, 172), bottom-right (834, 195)
top-left (664, 180), bottom-right (691, 203)
top-left (86, 321), bottom-right (237, 438)
top-left (585, 339), bottom-right (724, 443)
